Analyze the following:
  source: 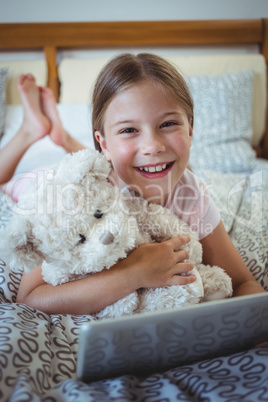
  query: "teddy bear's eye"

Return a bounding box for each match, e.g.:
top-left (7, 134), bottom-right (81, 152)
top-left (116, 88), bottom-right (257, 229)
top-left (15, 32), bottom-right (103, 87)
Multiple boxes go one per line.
top-left (78, 234), bottom-right (86, 244)
top-left (94, 209), bottom-right (103, 219)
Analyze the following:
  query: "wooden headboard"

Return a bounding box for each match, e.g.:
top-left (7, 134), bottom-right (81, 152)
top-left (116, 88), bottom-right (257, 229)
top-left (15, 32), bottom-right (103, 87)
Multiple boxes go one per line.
top-left (0, 19), bottom-right (268, 156)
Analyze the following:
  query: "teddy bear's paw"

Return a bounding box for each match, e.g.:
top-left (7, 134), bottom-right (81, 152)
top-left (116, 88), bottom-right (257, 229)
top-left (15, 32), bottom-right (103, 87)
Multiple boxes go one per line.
top-left (137, 280), bottom-right (204, 313)
top-left (197, 264), bottom-right (233, 301)
top-left (203, 290), bottom-right (231, 302)
top-left (96, 291), bottom-right (139, 319)
top-left (0, 218), bottom-right (44, 272)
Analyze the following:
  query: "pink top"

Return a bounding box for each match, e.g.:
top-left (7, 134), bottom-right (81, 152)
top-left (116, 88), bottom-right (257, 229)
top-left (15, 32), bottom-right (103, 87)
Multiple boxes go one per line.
top-left (3, 167), bottom-right (220, 240)
top-left (2, 169), bottom-right (43, 203)
top-left (165, 169), bottom-right (221, 240)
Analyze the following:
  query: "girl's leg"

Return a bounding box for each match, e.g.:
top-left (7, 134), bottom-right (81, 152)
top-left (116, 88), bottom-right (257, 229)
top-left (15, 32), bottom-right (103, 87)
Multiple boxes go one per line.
top-left (0, 74), bottom-right (51, 184)
top-left (41, 86), bottom-right (86, 153)
top-left (0, 75), bottom-right (86, 186)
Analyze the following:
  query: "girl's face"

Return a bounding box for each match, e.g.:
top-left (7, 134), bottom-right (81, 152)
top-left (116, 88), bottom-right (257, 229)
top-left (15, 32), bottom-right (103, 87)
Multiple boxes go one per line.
top-left (95, 79), bottom-right (193, 205)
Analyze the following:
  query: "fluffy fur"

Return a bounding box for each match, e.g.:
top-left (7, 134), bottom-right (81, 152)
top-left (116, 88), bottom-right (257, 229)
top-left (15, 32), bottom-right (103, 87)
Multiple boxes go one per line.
top-left (1, 149), bottom-right (233, 318)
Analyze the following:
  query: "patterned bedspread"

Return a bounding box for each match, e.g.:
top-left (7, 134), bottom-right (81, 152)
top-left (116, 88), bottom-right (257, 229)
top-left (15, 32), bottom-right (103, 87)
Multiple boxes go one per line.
top-left (0, 160), bottom-right (268, 401)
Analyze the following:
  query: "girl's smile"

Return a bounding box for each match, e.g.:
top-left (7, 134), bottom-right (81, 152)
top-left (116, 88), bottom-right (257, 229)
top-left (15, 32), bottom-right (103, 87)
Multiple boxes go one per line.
top-left (95, 79), bottom-right (193, 205)
top-left (134, 161), bottom-right (175, 177)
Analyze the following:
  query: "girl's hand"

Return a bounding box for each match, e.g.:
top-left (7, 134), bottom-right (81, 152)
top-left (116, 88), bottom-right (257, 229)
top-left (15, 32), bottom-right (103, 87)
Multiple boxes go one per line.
top-left (127, 235), bottom-right (196, 289)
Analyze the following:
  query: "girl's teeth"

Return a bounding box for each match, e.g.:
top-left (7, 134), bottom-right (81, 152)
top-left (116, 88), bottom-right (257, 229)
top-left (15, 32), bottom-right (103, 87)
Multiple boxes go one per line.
top-left (138, 163), bottom-right (169, 173)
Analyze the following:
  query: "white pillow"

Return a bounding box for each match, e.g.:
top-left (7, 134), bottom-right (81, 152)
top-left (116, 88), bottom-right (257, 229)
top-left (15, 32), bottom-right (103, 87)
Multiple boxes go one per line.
top-left (188, 70), bottom-right (256, 173)
top-left (190, 141), bottom-right (256, 174)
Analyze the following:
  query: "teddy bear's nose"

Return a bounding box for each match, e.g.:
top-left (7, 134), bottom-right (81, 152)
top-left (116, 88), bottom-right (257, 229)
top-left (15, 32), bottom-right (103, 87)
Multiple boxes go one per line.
top-left (99, 231), bottom-right (115, 245)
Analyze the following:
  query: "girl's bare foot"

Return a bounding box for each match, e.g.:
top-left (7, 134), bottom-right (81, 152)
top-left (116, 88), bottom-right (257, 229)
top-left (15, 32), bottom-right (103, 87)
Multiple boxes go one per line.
top-left (40, 87), bottom-right (85, 153)
top-left (17, 74), bottom-right (51, 143)
top-left (40, 86), bottom-right (67, 147)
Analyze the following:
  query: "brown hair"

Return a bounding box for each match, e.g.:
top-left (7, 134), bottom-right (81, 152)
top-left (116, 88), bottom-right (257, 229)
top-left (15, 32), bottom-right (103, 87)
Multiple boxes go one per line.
top-left (92, 53), bottom-right (194, 152)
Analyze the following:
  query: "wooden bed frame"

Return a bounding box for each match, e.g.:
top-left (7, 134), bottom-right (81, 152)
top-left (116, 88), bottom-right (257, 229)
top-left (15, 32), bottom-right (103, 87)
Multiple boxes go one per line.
top-left (0, 19), bottom-right (268, 157)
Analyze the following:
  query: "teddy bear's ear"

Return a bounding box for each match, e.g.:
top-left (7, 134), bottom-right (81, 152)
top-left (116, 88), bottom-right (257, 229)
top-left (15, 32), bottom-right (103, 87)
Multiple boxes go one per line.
top-left (55, 148), bottom-right (111, 185)
top-left (0, 217), bottom-right (44, 273)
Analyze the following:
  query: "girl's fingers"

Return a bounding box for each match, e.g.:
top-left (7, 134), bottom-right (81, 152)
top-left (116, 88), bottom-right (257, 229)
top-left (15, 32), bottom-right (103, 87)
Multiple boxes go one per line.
top-left (177, 260), bottom-right (194, 273)
top-left (174, 248), bottom-right (189, 263)
top-left (173, 260), bottom-right (194, 276)
top-left (171, 273), bottom-right (196, 286)
top-left (167, 235), bottom-right (190, 251)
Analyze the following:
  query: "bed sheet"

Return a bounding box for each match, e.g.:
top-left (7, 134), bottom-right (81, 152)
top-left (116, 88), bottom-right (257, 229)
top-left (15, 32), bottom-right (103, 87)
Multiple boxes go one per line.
top-left (229, 159), bottom-right (268, 291)
top-left (196, 159), bottom-right (268, 291)
top-left (0, 160), bottom-right (268, 401)
top-left (0, 298), bottom-right (267, 401)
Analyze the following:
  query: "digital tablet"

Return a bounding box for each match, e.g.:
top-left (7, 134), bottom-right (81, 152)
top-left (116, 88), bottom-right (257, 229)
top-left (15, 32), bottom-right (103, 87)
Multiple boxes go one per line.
top-left (77, 293), bottom-right (268, 382)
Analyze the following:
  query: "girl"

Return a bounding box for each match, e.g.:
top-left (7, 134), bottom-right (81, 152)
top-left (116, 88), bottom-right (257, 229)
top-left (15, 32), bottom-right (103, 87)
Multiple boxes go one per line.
top-left (2, 53), bottom-right (264, 315)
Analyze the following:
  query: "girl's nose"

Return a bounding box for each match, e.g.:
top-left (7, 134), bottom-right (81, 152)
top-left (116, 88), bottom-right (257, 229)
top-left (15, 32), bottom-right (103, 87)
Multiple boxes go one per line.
top-left (140, 132), bottom-right (165, 155)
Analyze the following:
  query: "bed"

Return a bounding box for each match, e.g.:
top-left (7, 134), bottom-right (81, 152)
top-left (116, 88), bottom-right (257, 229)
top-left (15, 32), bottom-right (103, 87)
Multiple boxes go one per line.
top-left (0, 19), bottom-right (268, 401)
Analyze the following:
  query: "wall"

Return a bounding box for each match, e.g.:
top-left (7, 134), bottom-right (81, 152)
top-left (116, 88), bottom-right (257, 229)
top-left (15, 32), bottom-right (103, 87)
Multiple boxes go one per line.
top-left (0, 0), bottom-right (268, 23)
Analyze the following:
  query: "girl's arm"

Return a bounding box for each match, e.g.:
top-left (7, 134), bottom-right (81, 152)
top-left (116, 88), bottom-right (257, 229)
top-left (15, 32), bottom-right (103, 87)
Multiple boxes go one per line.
top-left (200, 220), bottom-right (264, 296)
top-left (16, 235), bottom-right (196, 315)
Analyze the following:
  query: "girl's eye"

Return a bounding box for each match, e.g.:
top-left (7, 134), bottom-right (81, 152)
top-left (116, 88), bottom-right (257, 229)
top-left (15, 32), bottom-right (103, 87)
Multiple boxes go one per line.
top-left (119, 128), bottom-right (136, 134)
top-left (161, 121), bottom-right (176, 128)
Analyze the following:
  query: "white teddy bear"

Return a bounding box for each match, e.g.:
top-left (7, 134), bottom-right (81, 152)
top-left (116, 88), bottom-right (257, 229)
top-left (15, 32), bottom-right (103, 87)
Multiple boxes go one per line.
top-left (1, 149), bottom-right (232, 318)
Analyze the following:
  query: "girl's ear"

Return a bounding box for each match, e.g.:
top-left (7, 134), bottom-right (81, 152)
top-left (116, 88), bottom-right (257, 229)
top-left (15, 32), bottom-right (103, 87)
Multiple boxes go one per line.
top-left (189, 125), bottom-right (193, 146)
top-left (94, 131), bottom-right (111, 161)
